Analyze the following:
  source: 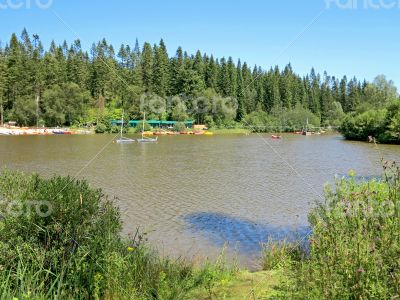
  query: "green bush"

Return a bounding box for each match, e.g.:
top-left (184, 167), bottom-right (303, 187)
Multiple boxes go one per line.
top-left (134, 121), bottom-right (152, 133)
top-left (242, 111), bottom-right (278, 132)
top-left (281, 106), bottom-right (320, 132)
top-left (339, 109), bottom-right (386, 141)
top-left (340, 100), bottom-right (400, 144)
top-left (173, 122), bottom-right (187, 132)
top-left (290, 165), bottom-right (400, 299)
top-left (0, 170), bottom-right (230, 299)
top-left (94, 122), bottom-right (107, 134)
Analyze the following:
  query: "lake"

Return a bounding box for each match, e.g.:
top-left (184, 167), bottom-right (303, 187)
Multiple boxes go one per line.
top-left (1, 133), bottom-right (399, 269)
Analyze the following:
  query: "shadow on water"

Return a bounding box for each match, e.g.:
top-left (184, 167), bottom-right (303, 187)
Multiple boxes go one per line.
top-left (184, 212), bottom-right (311, 255)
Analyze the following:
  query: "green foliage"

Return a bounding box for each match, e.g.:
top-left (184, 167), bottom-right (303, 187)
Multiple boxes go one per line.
top-left (242, 111), bottom-right (278, 132)
top-left (42, 83), bottom-right (90, 126)
top-left (340, 109), bottom-right (386, 141)
top-left (1, 29), bottom-right (398, 132)
top-left (281, 104), bottom-right (320, 131)
top-left (94, 122), bottom-right (108, 133)
top-left (339, 101), bottom-right (400, 144)
top-left (262, 240), bottom-right (305, 271)
top-left (0, 170), bottom-right (232, 299)
top-left (289, 165), bottom-right (400, 299)
top-left (323, 101), bottom-right (345, 127)
top-left (173, 122), bottom-right (187, 132)
top-left (9, 95), bottom-right (37, 126)
top-left (135, 121), bottom-right (152, 133)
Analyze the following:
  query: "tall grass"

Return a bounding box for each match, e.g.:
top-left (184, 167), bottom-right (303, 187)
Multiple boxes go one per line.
top-left (0, 170), bottom-right (233, 299)
top-left (262, 163), bottom-right (400, 299)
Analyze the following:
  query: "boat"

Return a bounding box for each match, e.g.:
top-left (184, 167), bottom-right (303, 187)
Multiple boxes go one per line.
top-left (204, 131), bottom-right (214, 136)
top-left (137, 112), bottom-right (158, 143)
top-left (116, 111), bottom-right (135, 143)
top-left (271, 135), bottom-right (282, 139)
top-left (302, 118), bottom-right (312, 136)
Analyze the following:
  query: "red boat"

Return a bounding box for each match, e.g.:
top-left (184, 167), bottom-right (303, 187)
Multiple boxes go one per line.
top-left (271, 135), bottom-right (282, 139)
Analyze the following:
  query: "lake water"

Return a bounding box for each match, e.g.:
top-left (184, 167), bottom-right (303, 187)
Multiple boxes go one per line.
top-left (1, 133), bottom-right (399, 269)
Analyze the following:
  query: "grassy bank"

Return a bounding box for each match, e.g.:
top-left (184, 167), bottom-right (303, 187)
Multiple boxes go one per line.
top-left (0, 170), bottom-right (236, 299)
top-left (259, 165), bottom-right (400, 299)
top-left (1, 165), bottom-right (399, 299)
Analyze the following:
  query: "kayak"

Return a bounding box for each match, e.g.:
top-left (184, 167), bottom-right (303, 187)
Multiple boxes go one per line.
top-left (271, 135), bottom-right (282, 139)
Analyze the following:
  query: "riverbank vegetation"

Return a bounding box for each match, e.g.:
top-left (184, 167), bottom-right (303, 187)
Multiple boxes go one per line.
top-left (340, 100), bottom-right (400, 144)
top-left (0, 170), bottom-right (235, 299)
top-left (0, 163), bottom-right (400, 299)
top-left (261, 164), bottom-right (400, 299)
top-left (0, 29), bottom-right (398, 136)
top-left (1, 163), bottom-right (399, 299)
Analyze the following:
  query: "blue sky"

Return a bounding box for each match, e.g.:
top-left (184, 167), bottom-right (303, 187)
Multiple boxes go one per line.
top-left (0, 0), bottom-right (399, 86)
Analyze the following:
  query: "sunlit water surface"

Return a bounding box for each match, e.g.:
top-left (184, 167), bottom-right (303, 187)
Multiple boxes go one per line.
top-left (1, 133), bottom-right (399, 268)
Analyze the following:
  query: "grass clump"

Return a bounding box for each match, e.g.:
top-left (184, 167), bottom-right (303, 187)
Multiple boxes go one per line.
top-left (260, 163), bottom-right (400, 299)
top-left (262, 240), bottom-right (305, 271)
top-left (270, 163), bottom-right (400, 299)
top-left (0, 170), bottom-right (231, 299)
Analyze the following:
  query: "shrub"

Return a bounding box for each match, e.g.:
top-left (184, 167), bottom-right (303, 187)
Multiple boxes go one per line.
top-left (94, 122), bottom-right (107, 133)
top-left (134, 121), bottom-right (152, 133)
top-left (242, 111), bottom-right (278, 132)
top-left (339, 109), bottom-right (386, 141)
top-left (340, 100), bottom-right (400, 144)
top-left (173, 122), bottom-right (187, 132)
top-left (262, 240), bottom-right (305, 270)
top-left (292, 165), bottom-right (400, 299)
top-left (281, 106), bottom-right (320, 131)
top-left (0, 170), bottom-right (230, 299)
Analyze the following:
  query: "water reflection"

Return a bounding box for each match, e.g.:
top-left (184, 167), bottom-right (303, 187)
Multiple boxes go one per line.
top-left (184, 212), bottom-right (311, 254)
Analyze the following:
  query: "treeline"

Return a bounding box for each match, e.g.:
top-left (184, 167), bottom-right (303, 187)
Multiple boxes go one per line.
top-left (340, 100), bottom-right (400, 144)
top-left (0, 29), bottom-right (398, 129)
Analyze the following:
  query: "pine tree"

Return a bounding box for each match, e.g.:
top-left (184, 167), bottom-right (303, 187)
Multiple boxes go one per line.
top-left (193, 50), bottom-right (205, 88)
top-left (140, 42), bottom-right (153, 92)
top-left (227, 57), bottom-right (237, 97)
top-left (309, 68), bottom-right (321, 114)
top-left (235, 59), bottom-right (244, 121)
top-left (171, 47), bottom-right (184, 95)
top-left (280, 64), bottom-right (294, 109)
top-left (152, 39), bottom-right (170, 96)
top-left (0, 53), bottom-right (6, 125)
top-left (218, 57), bottom-right (229, 96)
top-left (339, 76), bottom-right (348, 112)
top-left (205, 55), bottom-right (217, 90)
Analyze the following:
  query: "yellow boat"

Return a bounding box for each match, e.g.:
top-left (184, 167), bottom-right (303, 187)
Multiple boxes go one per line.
top-left (204, 131), bottom-right (214, 136)
top-left (142, 131), bottom-right (154, 136)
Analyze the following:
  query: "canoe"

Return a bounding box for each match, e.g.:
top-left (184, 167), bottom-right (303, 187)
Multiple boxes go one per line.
top-left (271, 135), bottom-right (282, 139)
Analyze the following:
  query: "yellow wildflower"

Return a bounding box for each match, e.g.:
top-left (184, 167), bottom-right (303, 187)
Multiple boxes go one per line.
top-left (348, 169), bottom-right (356, 177)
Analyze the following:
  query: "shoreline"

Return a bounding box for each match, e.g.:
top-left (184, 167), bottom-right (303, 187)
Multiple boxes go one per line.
top-left (0, 126), bottom-right (92, 136)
